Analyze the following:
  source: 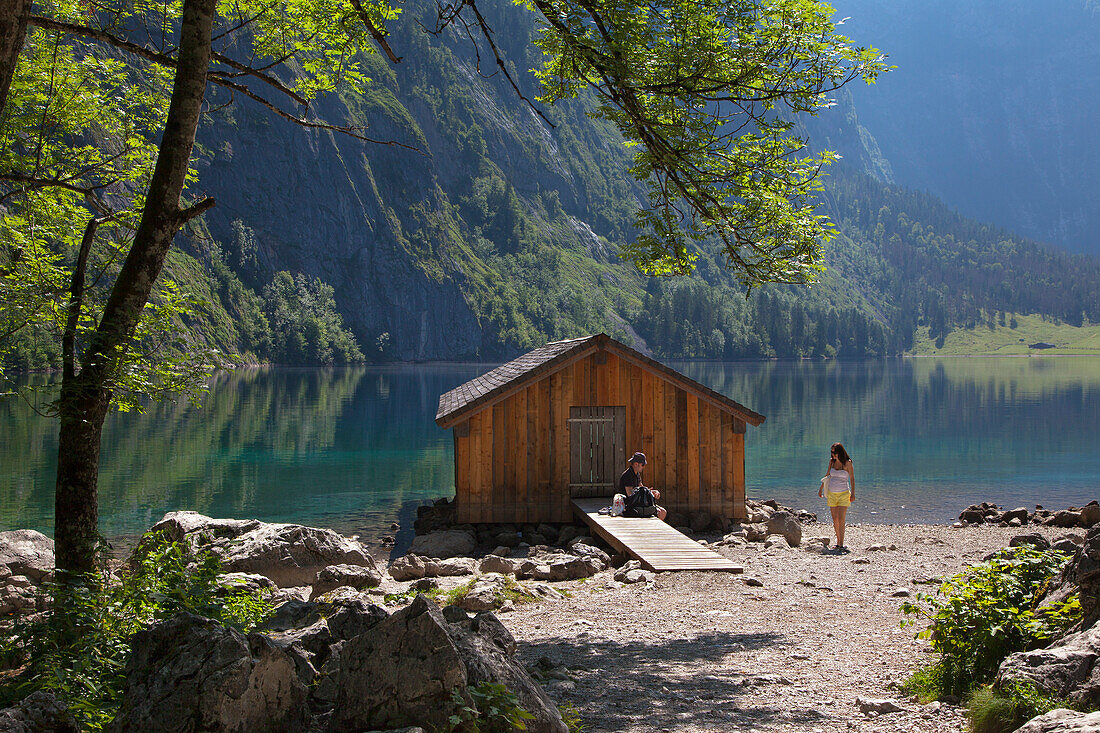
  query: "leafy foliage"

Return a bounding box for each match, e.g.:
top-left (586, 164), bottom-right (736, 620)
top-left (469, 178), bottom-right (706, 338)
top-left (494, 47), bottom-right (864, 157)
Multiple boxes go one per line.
top-left (966, 682), bottom-right (1064, 733)
top-left (0, 532), bottom-right (272, 731)
top-left (447, 681), bottom-right (536, 732)
top-left (261, 271), bottom-right (364, 365)
top-left (900, 546), bottom-right (1081, 697)
top-left (529, 0), bottom-right (886, 284)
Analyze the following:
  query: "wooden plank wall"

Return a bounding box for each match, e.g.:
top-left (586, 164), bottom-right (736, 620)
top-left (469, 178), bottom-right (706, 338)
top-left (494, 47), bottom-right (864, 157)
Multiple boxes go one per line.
top-left (453, 351), bottom-right (748, 524)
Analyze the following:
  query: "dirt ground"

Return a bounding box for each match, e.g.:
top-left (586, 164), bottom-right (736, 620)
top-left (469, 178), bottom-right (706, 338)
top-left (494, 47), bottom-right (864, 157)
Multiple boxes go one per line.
top-left (487, 522), bottom-right (1075, 733)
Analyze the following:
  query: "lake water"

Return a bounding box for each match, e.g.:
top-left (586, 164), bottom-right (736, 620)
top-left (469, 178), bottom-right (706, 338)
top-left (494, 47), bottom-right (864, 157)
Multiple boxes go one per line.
top-left (2, 358), bottom-right (1098, 545)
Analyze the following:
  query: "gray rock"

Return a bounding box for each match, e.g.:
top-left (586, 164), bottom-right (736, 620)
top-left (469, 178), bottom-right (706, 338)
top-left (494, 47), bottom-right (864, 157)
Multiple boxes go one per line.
top-left (996, 621), bottom-right (1100, 706)
top-left (569, 543), bottom-right (610, 568)
top-left (743, 523), bottom-right (768, 542)
top-left (311, 563), bottom-right (383, 599)
top-left (1054, 537), bottom-right (1085, 556)
top-left (0, 691), bottom-right (78, 733)
top-left (856, 697), bottom-right (905, 714)
top-left (866, 544), bottom-right (888, 552)
top-left (457, 573), bottom-right (510, 612)
top-left (766, 511), bottom-right (802, 546)
top-left (1011, 533), bottom-right (1053, 551)
top-left (145, 512), bottom-right (371, 588)
top-left (324, 596), bottom-right (566, 733)
top-left (743, 576), bottom-right (764, 587)
top-left (1052, 510), bottom-right (1085, 528)
top-left (557, 526), bottom-right (584, 546)
top-left (493, 530), bottom-right (521, 548)
top-left (0, 530), bottom-right (54, 584)
top-left (1081, 503), bottom-right (1100, 529)
top-left (389, 554), bottom-right (428, 581)
top-left (480, 554), bottom-right (521, 575)
top-left (763, 534), bottom-right (791, 550)
top-left (564, 536), bottom-right (593, 549)
top-left (1016, 709), bottom-right (1100, 732)
top-left (425, 557), bottom-right (478, 577)
top-left (408, 529), bottom-right (477, 559)
top-left (217, 572), bottom-right (277, 595)
top-left (109, 612), bottom-right (308, 733)
top-left (1060, 526), bottom-right (1100, 627)
top-left (1004, 507), bottom-right (1031, 524)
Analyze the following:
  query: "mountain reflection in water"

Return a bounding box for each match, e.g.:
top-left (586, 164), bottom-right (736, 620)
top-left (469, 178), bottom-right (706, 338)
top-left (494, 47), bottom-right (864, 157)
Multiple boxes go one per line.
top-left (2, 358), bottom-right (1098, 541)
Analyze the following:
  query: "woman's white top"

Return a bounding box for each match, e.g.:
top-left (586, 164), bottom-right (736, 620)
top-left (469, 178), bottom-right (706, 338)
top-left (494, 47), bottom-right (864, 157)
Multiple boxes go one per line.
top-left (826, 466), bottom-right (851, 493)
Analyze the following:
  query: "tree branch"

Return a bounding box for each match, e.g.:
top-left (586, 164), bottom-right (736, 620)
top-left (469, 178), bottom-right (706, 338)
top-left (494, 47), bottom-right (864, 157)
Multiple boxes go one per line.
top-left (348, 0), bottom-right (402, 63)
top-left (176, 196), bottom-right (216, 226)
top-left (63, 214), bottom-right (115, 380)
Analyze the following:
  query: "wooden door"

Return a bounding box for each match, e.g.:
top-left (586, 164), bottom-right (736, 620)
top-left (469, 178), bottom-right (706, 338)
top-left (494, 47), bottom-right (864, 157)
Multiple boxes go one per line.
top-left (568, 406), bottom-right (626, 497)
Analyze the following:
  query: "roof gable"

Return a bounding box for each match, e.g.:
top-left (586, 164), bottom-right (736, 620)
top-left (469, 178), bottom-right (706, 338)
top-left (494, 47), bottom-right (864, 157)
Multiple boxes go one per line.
top-left (436, 334), bottom-right (765, 428)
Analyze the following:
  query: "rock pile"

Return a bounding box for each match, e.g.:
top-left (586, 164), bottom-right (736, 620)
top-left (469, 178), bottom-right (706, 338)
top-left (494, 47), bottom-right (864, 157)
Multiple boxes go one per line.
top-left (713, 500), bottom-right (813, 549)
top-left (104, 595), bottom-right (566, 733)
top-left (995, 526), bottom-right (1100, 728)
top-left (958, 501), bottom-right (1100, 529)
top-left (389, 542), bottom-right (611, 585)
top-left (0, 530), bottom-right (54, 617)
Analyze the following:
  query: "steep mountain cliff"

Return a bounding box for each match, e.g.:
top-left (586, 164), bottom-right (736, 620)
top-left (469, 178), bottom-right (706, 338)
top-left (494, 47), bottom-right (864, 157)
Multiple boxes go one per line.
top-left (172, 0), bottom-right (1100, 361)
top-left (833, 0), bottom-right (1100, 255)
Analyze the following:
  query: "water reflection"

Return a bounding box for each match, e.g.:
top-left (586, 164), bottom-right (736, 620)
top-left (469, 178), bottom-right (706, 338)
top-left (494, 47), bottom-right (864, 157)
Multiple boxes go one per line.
top-left (0, 365), bottom-right (485, 540)
top-left (1, 358), bottom-right (1097, 538)
top-left (673, 358), bottom-right (1100, 521)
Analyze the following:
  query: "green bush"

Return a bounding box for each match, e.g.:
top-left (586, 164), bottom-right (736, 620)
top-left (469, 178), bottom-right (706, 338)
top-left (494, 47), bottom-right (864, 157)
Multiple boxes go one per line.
top-left (900, 545), bottom-right (1080, 698)
top-left (968, 682), bottom-right (1063, 733)
top-left (0, 533), bottom-right (273, 731)
top-left (447, 681), bottom-right (536, 732)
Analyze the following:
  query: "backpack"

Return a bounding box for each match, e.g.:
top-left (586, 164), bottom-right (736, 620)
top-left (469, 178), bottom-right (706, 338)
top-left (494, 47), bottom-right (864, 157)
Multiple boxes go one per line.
top-left (624, 487), bottom-right (658, 518)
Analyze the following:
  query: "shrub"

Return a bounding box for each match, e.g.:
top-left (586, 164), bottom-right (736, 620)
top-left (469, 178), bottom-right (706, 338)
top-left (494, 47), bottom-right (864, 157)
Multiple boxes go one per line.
top-left (0, 533), bottom-right (273, 731)
top-left (447, 681), bottom-right (536, 732)
top-left (968, 682), bottom-right (1063, 733)
top-left (900, 545), bottom-right (1080, 698)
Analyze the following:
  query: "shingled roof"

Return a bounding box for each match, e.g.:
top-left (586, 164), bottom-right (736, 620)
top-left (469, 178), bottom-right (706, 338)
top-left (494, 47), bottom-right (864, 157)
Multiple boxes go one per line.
top-left (435, 334), bottom-right (765, 428)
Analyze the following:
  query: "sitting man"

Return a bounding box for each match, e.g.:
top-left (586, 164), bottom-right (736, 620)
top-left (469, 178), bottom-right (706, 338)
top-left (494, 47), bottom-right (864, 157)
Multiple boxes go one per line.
top-left (617, 451), bottom-right (667, 520)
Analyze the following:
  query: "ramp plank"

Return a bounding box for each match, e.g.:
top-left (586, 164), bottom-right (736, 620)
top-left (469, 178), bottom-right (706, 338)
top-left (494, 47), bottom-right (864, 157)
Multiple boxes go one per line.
top-left (572, 497), bottom-right (743, 572)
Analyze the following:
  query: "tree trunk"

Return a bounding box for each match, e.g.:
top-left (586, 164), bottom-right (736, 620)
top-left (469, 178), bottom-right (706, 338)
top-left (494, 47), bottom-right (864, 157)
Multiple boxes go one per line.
top-left (0, 0), bottom-right (29, 116)
top-left (53, 0), bottom-right (217, 576)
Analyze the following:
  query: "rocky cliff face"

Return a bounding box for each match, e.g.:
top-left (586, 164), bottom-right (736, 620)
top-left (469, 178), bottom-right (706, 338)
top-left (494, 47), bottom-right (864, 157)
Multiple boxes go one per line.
top-left (192, 0), bottom-right (642, 360)
top-left (834, 0), bottom-right (1100, 254)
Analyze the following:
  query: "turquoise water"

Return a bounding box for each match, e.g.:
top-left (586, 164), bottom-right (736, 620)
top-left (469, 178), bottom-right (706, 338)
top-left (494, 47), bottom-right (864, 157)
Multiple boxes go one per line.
top-left (2, 358), bottom-right (1098, 541)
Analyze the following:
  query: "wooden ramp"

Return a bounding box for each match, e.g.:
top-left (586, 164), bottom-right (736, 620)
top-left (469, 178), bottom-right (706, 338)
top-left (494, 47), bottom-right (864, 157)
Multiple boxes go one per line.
top-left (572, 497), bottom-right (743, 573)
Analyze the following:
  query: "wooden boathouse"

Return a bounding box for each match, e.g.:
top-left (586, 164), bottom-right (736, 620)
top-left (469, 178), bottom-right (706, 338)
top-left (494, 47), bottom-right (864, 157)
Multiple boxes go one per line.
top-left (435, 334), bottom-right (765, 526)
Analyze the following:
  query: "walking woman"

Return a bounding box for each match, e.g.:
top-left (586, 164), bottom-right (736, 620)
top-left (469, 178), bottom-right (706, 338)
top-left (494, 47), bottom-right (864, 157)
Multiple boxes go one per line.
top-left (819, 442), bottom-right (855, 551)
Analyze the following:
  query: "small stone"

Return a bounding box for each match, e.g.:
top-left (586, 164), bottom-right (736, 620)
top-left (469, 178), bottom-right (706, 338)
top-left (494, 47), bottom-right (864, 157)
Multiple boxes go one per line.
top-left (852, 557), bottom-right (871, 564)
top-left (866, 544), bottom-right (888, 552)
top-left (890, 588), bottom-right (911, 597)
top-left (857, 697), bottom-right (905, 715)
top-left (743, 577), bottom-right (764, 587)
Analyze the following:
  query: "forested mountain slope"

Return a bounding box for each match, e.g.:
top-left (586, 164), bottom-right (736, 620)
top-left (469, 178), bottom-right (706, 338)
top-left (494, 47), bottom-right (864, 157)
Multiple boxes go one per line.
top-left (7, 0), bottom-right (1098, 370)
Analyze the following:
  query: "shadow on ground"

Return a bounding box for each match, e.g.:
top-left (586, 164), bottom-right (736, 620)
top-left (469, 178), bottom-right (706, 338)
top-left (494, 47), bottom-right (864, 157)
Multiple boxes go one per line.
top-left (521, 629), bottom-right (832, 731)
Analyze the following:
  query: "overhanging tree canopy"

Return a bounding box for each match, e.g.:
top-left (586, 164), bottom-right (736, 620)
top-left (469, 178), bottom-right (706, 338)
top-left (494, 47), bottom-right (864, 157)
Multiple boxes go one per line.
top-left (0, 0), bottom-right (884, 575)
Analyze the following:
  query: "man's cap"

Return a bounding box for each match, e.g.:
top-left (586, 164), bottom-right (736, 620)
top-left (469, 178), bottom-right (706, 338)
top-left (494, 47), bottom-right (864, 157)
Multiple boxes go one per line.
top-left (629, 452), bottom-right (647, 465)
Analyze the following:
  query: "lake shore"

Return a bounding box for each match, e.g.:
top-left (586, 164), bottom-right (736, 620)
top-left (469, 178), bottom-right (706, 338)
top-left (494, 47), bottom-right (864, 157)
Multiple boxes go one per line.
top-left (385, 521), bottom-right (1076, 733)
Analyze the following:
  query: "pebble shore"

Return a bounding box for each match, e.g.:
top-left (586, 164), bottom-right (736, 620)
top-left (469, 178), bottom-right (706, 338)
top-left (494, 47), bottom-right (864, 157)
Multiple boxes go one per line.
top-left (485, 522), bottom-right (1077, 733)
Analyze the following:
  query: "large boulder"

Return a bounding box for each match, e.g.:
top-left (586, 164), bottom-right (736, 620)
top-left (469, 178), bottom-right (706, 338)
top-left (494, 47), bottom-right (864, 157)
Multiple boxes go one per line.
top-left (0, 691), bottom-right (78, 733)
top-left (310, 563), bottom-right (383, 600)
top-left (1016, 709), bottom-right (1100, 732)
top-left (995, 621), bottom-right (1100, 706)
top-left (424, 557), bottom-right (479, 577)
top-left (766, 511), bottom-right (802, 547)
top-left (263, 597), bottom-right (390, 683)
top-left (145, 512), bottom-right (373, 588)
top-left (0, 530), bottom-right (54, 583)
top-left (1061, 526), bottom-right (1100, 628)
top-left (320, 596), bottom-right (566, 733)
top-left (457, 573), bottom-right (511, 612)
top-left (1081, 503), bottom-right (1100, 529)
top-left (1051, 510), bottom-right (1085, 528)
top-left (408, 530), bottom-right (476, 559)
top-left (108, 613), bottom-right (308, 733)
top-left (389, 554), bottom-right (429, 581)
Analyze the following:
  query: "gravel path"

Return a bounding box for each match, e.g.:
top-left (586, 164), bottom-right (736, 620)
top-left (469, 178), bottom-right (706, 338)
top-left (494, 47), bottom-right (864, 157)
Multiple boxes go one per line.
top-left (492, 522), bottom-right (1074, 733)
